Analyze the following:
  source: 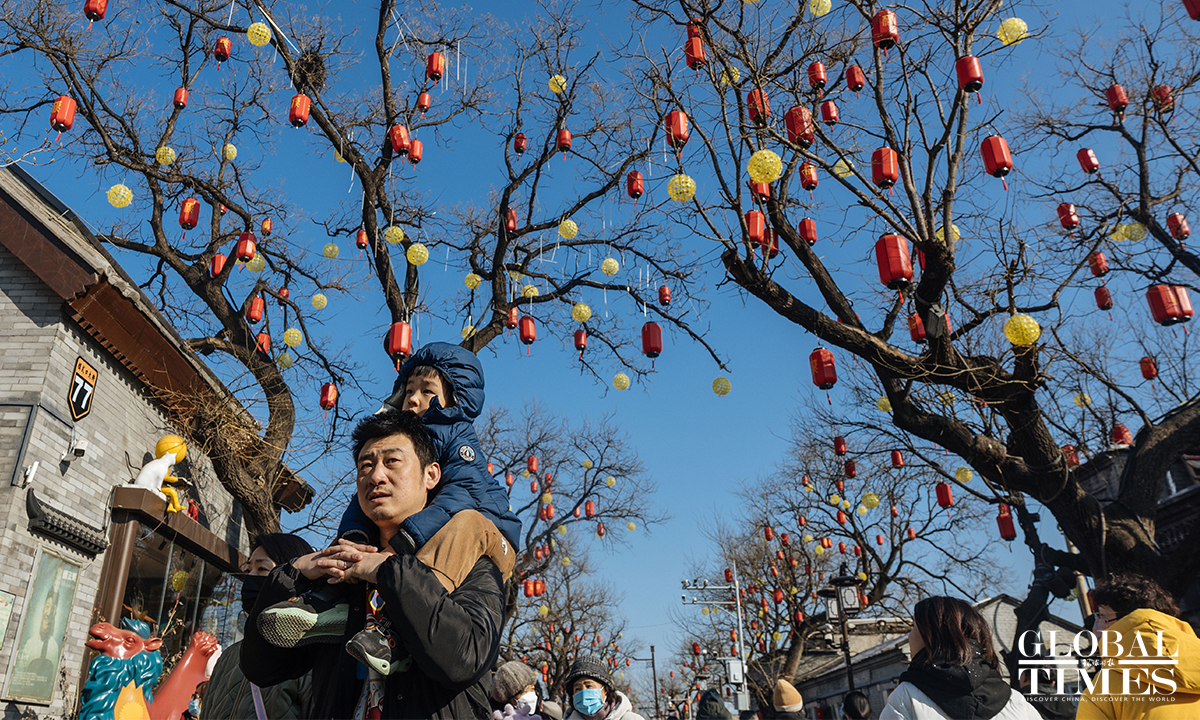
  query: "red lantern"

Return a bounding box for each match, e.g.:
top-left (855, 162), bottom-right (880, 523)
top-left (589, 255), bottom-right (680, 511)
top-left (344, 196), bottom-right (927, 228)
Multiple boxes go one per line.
top-left (210, 254), bottom-right (226, 277)
top-left (530, 480), bottom-right (538, 494)
top-left (555, 128), bottom-right (572, 156)
top-left (385, 322), bottom-right (412, 366)
top-left (235, 232), bottom-right (257, 262)
top-left (685, 37), bottom-right (706, 71)
top-left (416, 92), bottom-right (431, 113)
top-left (748, 181), bottom-right (770, 202)
top-left (49, 96), bottom-right (76, 138)
top-left (527, 456), bottom-right (538, 474)
top-left (84, 0), bottom-right (107, 24)
top-left (1140, 356), bottom-right (1158, 380)
top-left (1146, 285), bottom-right (1193, 325)
top-left (504, 208), bottom-right (518, 233)
top-left (1111, 424), bottom-right (1133, 446)
top-left (836, 479), bottom-right (844, 493)
top-left (891, 450), bottom-right (904, 468)
top-left (833, 436), bottom-right (847, 455)
top-left (389, 125), bottom-right (410, 156)
top-left (892, 506), bottom-right (900, 518)
top-left (844, 460), bottom-right (857, 478)
top-left (819, 100), bottom-right (839, 125)
top-left (799, 162), bottom-right (818, 192)
top-left (407, 139), bottom-right (423, 165)
top-left (762, 228), bottom-right (780, 259)
top-left (854, 545), bottom-right (862, 557)
top-left (955, 56), bottom-right (984, 98)
top-left (626, 171), bottom-right (644, 203)
top-left (1188, 0), bottom-right (1200, 20)
top-left (798, 217), bottom-right (818, 246)
top-left (658, 285), bottom-right (672, 305)
top-left (1106, 85), bottom-right (1128, 117)
top-left (1168, 213), bottom-right (1190, 242)
top-left (807, 63), bottom-right (827, 92)
top-left (519, 316), bottom-right (536, 345)
top-left (724, 568), bottom-right (733, 583)
top-left (524, 580), bottom-right (534, 597)
top-left (838, 542), bottom-right (847, 554)
top-left (845, 65), bottom-right (866, 93)
top-left (1077, 148), bottom-right (1100, 174)
top-left (213, 37), bottom-right (231, 64)
top-left (747, 90), bottom-right (770, 125)
top-left (784, 106), bottom-right (815, 148)
top-left (1062, 445), bottom-right (1080, 468)
top-left (772, 588), bottom-right (784, 604)
top-left (277, 287), bottom-right (289, 306)
top-left (319, 382), bottom-right (338, 410)
top-left (426, 52), bottom-right (446, 84)
top-left (173, 87), bottom-right (189, 110)
top-left (179, 199), bottom-right (200, 230)
top-left (1151, 85), bottom-right (1174, 114)
top-left (809, 348), bottom-right (837, 390)
top-left (908, 312), bottom-right (926, 343)
top-left (997, 507), bottom-right (1016, 541)
top-left (935, 482), bottom-right (953, 508)
top-left (642, 322), bottom-right (663, 359)
top-left (871, 147), bottom-right (900, 190)
top-left (356, 229), bottom-right (369, 250)
top-left (836, 510), bottom-right (847, 525)
top-left (743, 210), bottom-right (766, 246)
top-left (246, 297), bottom-right (265, 324)
top-left (506, 307), bottom-right (519, 329)
top-left (259, 218), bottom-right (273, 237)
top-left (255, 332), bottom-right (271, 354)
top-left (764, 526), bottom-right (774, 541)
top-left (875, 234), bottom-right (913, 290)
top-left (821, 538), bottom-right (832, 549)
top-left (981, 136), bottom-right (1013, 189)
top-left (1057, 203), bottom-right (1080, 230)
top-left (907, 527), bottom-right (917, 540)
top-left (1095, 287), bottom-right (1114, 312)
top-left (665, 111), bottom-right (690, 153)
top-left (597, 522), bottom-right (606, 538)
top-left (289, 94), bottom-right (311, 128)
top-left (572, 505), bottom-right (581, 517)
top-left (872, 10), bottom-right (899, 51)
top-left (1087, 251), bottom-right (1109, 277)
top-left (781, 533), bottom-right (790, 547)
top-left (585, 499), bottom-right (595, 518)
top-left (513, 132), bottom-right (527, 154)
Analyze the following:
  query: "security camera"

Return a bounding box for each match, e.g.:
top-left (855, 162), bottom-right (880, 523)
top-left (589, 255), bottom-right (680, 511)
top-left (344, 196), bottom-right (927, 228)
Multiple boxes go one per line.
top-left (72, 440), bottom-right (89, 458)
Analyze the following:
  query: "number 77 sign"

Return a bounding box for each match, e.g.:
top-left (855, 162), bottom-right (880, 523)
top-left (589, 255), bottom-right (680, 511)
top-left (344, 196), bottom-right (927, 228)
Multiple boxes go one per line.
top-left (69, 357), bottom-right (97, 421)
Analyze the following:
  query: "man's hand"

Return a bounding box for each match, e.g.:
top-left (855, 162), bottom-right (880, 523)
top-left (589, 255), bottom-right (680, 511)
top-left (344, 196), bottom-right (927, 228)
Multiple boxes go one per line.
top-left (293, 539), bottom-right (379, 582)
top-left (334, 547), bottom-right (394, 585)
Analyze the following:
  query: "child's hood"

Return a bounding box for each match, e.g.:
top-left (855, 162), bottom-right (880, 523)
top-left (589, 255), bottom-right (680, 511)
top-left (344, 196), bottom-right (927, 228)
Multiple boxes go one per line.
top-left (391, 342), bottom-right (485, 420)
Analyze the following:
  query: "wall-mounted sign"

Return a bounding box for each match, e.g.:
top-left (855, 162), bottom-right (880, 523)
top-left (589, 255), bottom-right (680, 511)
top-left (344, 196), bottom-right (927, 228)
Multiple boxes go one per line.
top-left (2, 546), bottom-right (82, 704)
top-left (0, 592), bottom-right (14, 652)
top-left (69, 357), bottom-right (97, 421)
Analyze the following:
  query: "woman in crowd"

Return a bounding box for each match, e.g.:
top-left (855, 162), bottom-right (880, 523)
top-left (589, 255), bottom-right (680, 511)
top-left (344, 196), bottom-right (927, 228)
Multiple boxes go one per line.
top-left (563, 656), bottom-right (646, 720)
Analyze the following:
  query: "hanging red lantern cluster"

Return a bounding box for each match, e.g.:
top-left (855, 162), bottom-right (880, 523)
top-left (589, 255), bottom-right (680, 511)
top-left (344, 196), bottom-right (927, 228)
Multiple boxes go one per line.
top-left (1146, 285), bottom-right (1194, 325)
top-left (523, 579), bottom-right (547, 597)
top-left (1057, 203), bottom-right (1080, 230)
top-left (684, 19), bottom-right (706, 72)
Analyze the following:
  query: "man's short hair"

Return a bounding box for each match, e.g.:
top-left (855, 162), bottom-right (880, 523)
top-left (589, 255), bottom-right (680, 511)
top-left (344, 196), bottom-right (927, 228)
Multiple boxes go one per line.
top-left (1092, 572), bottom-right (1180, 620)
top-left (351, 409), bottom-right (437, 467)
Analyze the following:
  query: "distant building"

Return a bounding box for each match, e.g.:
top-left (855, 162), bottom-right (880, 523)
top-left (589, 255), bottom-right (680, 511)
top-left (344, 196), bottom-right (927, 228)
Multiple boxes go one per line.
top-left (0, 166), bottom-right (310, 717)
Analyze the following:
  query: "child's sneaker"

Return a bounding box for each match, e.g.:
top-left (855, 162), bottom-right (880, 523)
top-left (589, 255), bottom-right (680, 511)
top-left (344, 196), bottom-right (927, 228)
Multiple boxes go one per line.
top-left (257, 593), bottom-right (349, 647)
top-left (345, 623), bottom-right (410, 675)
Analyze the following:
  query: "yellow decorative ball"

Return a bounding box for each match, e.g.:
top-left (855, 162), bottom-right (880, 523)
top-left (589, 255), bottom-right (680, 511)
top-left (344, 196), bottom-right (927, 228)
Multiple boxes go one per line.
top-left (833, 159), bottom-right (854, 178)
top-left (613, 373), bottom-right (631, 390)
top-left (1004, 314), bottom-right (1041, 345)
top-left (558, 219), bottom-right (578, 239)
top-left (857, 506), bottom-right (868, 516)
top-left (1073, 393), bottom-right (1091, 408)
top-left (1123, 221), bottom-right (1147, 241)
top-left (998, 17), bottom-right (1028, 45)
top-left (406, 243), bottom-right (429, 265)
top-left (1109, 224), bottom-right (1127, 242)
top-left (334, 149), bottom-right (345, 163)
top-left (562, 557), bottom-right (571, 566)
top-left (668, 174), bottom-right (696, 202)
top-left (572, 303), bottom-right (592, 323)
top-left (713, 377), bottom-right (731, 396)
top-left (508, 270), bottom-right (525, 282)
top-left (862, 492), bottom-right (880, 509)
top-left (462, 325), bottom-right (475, 339)
top-left (385, 225), bottom-right (405, 244)
top-left (773, 631), bottom-right (782, 642)
top-left (549, 74), bottom-right (568, 94)
top-left (803, 533), bottom-right (814, 543)
top-left (277, 351), bottom-right (293, 369)
top-left (155, 435), bottom-right (188, 463)
top-left (311, 293), bottom-right (327, 310)
top-left (605, 476), bottom-right (616, 487)
top-left (582, 459), bottom-right (593, 469)
top-left (627, 522), bottom-right (636, 531)
top-left (939, 391), bottom-right (956, 405)
top-left (701, 606), bottom-right (710, 615)
top-left (107, 184), bottom-right (133, 208)
top-left (521, 470), bottom-right (530, 478)
top-left (877, 396), bottom-right (893, 412)
top-left (720, 66), bottom-right (741, 85)
top-left (465, 273), bottom-right (482, 290)
top-left (522, 285), bottom-right (539, 298)
top-left (857, 572), bottom-right (868, 581)
top-left (323, 243), bottom-right (339, 259)
top-left (247, 255), bottom-right (266, 272)
top-left (814, 546), bottom-right (825, 555)
top-left (935, 224), bottom-right (960, 244)
top-left (221, 144), bottom-right (237, 161)
top-left (283, 328), bottom-right (303, 347)
top-left (557, 525), bottom-right (568, 535)
top-left (155, 146), bottom-right (176, 166)
top-left (841, 500), bottom-right (851, 509)
top-left (538, 605), bottom-right (549, 616)
top-left (601, 258), bottom-right (619, 276)
top-left (747, 150), bottom-right (783, 184)
top-left (956, 467), bottom-right (973, 483)
top-left (247, 22), bottom-right (272, 46)
top-left (542, 492), bottom-right (553, 504)
top-left (809, 0), bottom-right (832, 16)
top-left (830, 494), bottom-right (841, 505)
top-left (170, 570), bottom-right (189, 592)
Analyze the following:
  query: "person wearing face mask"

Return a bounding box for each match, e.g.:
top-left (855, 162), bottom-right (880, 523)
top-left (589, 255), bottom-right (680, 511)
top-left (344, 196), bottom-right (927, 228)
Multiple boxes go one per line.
top-left (563, 656), bottom-right (647, 720)
top-left (491, 661), bottom-right (544, 716)
top-left (201, 533), bottom-right (313, 720)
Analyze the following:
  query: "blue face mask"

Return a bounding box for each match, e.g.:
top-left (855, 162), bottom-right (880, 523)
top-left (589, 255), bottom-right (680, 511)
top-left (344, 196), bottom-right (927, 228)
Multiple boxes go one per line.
top-left (188, 698), bottom-right (201, 716)
top-left (573, 688), bottom-right (605, 716)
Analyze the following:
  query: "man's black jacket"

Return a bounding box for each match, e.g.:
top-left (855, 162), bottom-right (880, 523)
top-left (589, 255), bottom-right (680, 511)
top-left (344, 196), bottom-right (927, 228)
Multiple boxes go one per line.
top-left (240, 552), bottom-right (504, 719)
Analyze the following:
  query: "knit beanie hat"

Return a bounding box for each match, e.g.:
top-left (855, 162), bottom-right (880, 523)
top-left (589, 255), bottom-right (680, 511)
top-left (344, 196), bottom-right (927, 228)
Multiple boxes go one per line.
top-left (491, 661), bottom-right (539, 702)
top-left (773, 679), bottom-right (803, 712)
top-left (565, 656), bottom-right (614, 694)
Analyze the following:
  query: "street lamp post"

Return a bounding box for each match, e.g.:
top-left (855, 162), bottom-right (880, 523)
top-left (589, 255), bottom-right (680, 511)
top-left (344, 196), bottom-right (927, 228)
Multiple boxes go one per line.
top-left (818, 562), bottom-right (862, 691)
top-left (682, 571), bottom-right (750, 711)
top-left (628, 645), bottom-right (661, 720)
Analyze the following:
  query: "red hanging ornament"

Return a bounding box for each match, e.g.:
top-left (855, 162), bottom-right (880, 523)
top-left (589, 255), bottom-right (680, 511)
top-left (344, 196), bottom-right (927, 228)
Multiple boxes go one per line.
top-left (955, 56), bottom-right (984, 102)
top-left (798, 217), bottom-right (818, 246)
top-left (871, 10), bottom-right (900, 53)
top-left (784, 106), bottom-right (815, 148)
top-left (210, 253), bottom-right (226, 277)
top-left (179, 199), bottom-right (200, 231)
top-left (255, 332), bottom-right (270, 354)
top-left (173, 87), bottom-right (189, 110)
top-left (1111, 424), bottom-right (1133, 446)
top-left (658, 285), bottom-right (672, 305)
top-left (819, 100), bottom-right (839, 125)
top-left (844, 460), bottom-right (857, 478)
top-left (664, 111), bottom-right (690, 155)
top-left (743, 210), bottom-right (766, 246)
top-left (1062, 445), bottom-right (1080, 468)
top-left (1095, 286), bottom-right (1114, 312)
top-left (513, 132), bottom-right (527, 154)
top-left (385, 322), bottom-right (413, 368)
top-left (555, 128), bottom-right (572, 158)
top-left (235, 232), bottom-right (257, 262)
top-left (845, 65), bottom-right (866, 94)
top-left (1140, 356), bottom-right (1158, 380)
top-left (49, 96), bottom-right (77, 140)
top-left (245, 297), bottom-right (265, 324)
top-left (627, 171), bottom-right (644, 205)
top-left (1077, 148), bottom-right (1100, 174)
top-left (288, 94), bottom-right (311, 128)
top-left (407, 139), bottom-right (423, 165)
top-left (212, 37), bottom-right (231, 65)
top-left (747, 89), bottom-right (770, 125)
top-left (997, 505), bottom-right (1017, 541)
top-left (1057, 203), bottom-right (1080, 230)
top-left (807, 62), bottom-right (827, 94)
top-left (415, 92), bottom-right (431, 114)
top-left (574, 329), bottom-right (587, 359)
top-left (809, 348), bottom-right (837, 390)
top-left (425, 52), bottom-right (446, 84)
top-left (908, 312), bottom-right (926, 344)
top-left (872, 147), bottom-right (900, 190)
top-left (891, 450), bottom-right (904, 468)
top-left (1106, 85), bottom-right (1128, 119)
top-left (875, 234), bottom-right (913, 289)
top-left (276, 287), bottom-right (289, 306)
top-left (833, 436), bottom-right (847, 455)
top-left (641, 322), bottom-right (663, 363)
top-left (1168, 213), bottom-right (1191, 242)
top-left (1146, 285), bottom-right (1193, 325)
top-left (83, 0), bottom-right (107, 28)
top-left (389, 125), bottom-right (410, 156)
top-left (935, 482), bottom-right (954, 508)
top-left (685, 37), bottom-right (706, 71)
top-left (980, 136), bottom-right (1013, 190)
top-left (319, 382), bottom-right (338, 411)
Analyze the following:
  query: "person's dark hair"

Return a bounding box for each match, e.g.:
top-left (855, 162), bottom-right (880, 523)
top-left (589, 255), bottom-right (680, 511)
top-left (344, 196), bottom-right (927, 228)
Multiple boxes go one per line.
top-left (249, 533), bottom-right (313, 565)
top-left (1092, 572), bottom-right (1179, 620)
top-left (910, 596), bottom-right (999, 670)
top-left (841, 690), bottom-right (872, 720)
top-left (409, 365), bottom-right (456, 408)
top-left (351, 409), bottom-right (437, 466)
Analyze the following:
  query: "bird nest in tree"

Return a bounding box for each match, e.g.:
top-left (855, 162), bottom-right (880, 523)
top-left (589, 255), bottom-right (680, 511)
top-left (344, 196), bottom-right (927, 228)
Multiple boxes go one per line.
top-left (293, 48), bottom-right (327, 92)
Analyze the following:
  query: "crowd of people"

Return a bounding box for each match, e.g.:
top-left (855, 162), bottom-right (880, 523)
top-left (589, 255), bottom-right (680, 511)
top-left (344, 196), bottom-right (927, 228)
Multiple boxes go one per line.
top-left (192, 343), bottom-right (1197, 719)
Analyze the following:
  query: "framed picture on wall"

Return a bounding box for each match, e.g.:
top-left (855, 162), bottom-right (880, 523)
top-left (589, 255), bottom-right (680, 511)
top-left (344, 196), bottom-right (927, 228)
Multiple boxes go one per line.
top-left (2, 546), bottom-right (82, 704)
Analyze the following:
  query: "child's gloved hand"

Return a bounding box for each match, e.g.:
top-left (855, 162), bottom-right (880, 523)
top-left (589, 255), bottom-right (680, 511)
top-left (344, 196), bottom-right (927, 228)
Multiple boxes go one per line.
top-left (492, 704), bottom-right (540, 720)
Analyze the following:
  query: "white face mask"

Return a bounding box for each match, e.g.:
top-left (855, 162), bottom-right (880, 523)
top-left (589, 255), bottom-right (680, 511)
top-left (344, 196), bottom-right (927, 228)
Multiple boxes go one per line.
top-left (516, 691), bottom-right (538, 714)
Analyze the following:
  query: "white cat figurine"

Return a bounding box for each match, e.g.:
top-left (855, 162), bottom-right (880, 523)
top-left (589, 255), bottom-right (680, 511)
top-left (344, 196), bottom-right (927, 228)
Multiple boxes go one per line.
top-left (131, 454), bottom-right (172, 500)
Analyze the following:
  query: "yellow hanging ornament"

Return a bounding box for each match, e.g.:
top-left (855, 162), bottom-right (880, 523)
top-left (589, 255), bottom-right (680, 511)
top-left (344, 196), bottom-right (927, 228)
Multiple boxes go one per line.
top-left (997, 18), bottom-right (1028, 45)
top-left (601, 258), bottom-right (619, 276)
top-left (955, 467), bottom-right (973, 483)
top-left (833, 159), bottom-right (854, 178)
top-left (558, 219), bottom-right (578, 239)
top-left (155, 147), bottom-right (176, 166)
top-left (247, 255), bottom-right (266, 272)
top-left (809, 0), bottom-right (832, 16)
top-left (462, 325), bottom-right (475, 339)
top-left (877, 396), bottom-right (893, 412)
top-left (862, 492), bottom-right (880, 509)
top-left (247, 22), bottom-right (272, 47)
top-left (713, 377), bottom-right (731, 396)
top-left (582, 459), bottom-right (593, 469)
top-left (522, 285), bottom-right (539, 298)
top-left (465, 273), bottom-right (482, 290)
top-left (549, 75), bottom-right (568, 94)
top-left (747, 150), bottom-right (783, 183)
top-left (283, 328), bottom-right (303, 347)
top-left (107, 184), bottom-right (133, 208)
top-left (613, 373), bottom-right (631, 390)
top-left (278, 352), bottom-right (293, 369)
top-left (605, 476), bottom-right (616, 487)
top-left (385, 226), bottom-right (405, 244)
top-left (323, 243), bottom-right (339, 259)
top-left (311, 293), bottom-right (327, 310)
top-left (668, 174), bottom-right (696, 202)
top-left (1004, 314), bottom-right (1041, 345)
top-left (572, 303), bottom-right (592, 323)
top-left (406, 243), bottom-right (429, 265)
